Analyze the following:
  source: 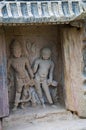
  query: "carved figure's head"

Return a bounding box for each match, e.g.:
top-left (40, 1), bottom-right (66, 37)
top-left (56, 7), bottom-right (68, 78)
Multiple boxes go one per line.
top-left (12, 40), bottom-right (22, 58)
top-left (41, 48), bottom-right (51, 60)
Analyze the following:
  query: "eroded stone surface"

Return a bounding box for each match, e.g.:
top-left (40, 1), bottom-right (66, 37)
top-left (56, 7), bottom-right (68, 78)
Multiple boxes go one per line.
top-left (3, 104), bottom-right (71, 130)
top-left (8, 40), bottom-right (35, 110)
top-left (3, 104), bottom-right (86, 130)
top-left (33, 47), bottom-right (57, 107)
top-left (0, 0), bottom-right (86, 24)
top-left (7, 26), bottom-right (61, 110)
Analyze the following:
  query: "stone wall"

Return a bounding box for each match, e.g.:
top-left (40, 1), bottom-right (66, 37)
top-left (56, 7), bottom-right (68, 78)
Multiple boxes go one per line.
top-left (0, 120), bottom-right (2, 130)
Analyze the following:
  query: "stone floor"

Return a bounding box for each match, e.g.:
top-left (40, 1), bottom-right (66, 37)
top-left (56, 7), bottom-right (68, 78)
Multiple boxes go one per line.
top-left (3, 104), bottom-right (86, 130)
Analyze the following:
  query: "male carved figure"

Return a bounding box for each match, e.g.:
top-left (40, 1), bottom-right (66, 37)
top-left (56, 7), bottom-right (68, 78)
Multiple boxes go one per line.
top-left (8, 40), bottom-right (34, 110)
top-left (33, 48), bottom-right (55, 107)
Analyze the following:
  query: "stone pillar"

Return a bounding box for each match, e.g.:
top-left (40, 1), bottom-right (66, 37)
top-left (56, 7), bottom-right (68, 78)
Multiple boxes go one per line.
top-left (0, 28), bottom-right (9, 118)
top-left (62, 27), bottom-right (85, 117)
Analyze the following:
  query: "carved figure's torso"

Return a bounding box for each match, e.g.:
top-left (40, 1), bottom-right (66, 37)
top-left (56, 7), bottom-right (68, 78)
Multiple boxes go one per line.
top-left (36, 59), bottom-right (52, 79)
top-left (11, 57), bottom-right (29, 79)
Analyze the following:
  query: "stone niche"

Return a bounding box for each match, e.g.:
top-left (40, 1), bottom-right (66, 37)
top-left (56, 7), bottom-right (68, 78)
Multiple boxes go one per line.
top-left (5, 25), bottom-right (64, 110)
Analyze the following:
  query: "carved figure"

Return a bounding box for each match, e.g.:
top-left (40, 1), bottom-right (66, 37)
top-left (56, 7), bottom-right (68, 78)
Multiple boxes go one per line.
top-left (17, 86), bottom-right (41, 107)
top-left (33, 48), bottom-right (57, 107)
top-left (29, 87), bottom-right (41, 106)
top-left (8, 40), bottom-right (34, 110)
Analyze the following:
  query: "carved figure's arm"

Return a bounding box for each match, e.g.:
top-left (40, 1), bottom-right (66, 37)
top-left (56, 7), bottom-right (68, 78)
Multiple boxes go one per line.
top-left (49, 61), bottom-right (54, 82)
top-left (33, 59), bottom-right (39, 73)
top-left (7, 59), bottom-right (12, 71)
top-left (7, 59), bottom-right (13, 89)
top-left (25, 58), bottom-right (34, 78)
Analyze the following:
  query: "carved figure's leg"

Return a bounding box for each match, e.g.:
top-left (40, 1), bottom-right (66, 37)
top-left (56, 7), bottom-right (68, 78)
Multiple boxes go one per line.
top-left (35, 80), bottom-right (45, 106)
top-left (22, 86), bottom-right (28, 99)
top-left (21, 85), bottom-right (28, 108)
top-left (13, 85), bottom-right (23, 110)
top-left (35, 81), bottom-right (42, 98)
top-left (14, 93), bottom-right (21, 107)
top-left (29, 87), bottom-right (37, 107)
top-left (42, 81), bottom-right (53, 104)
top-left (31, 88), bottom-right (41, 105)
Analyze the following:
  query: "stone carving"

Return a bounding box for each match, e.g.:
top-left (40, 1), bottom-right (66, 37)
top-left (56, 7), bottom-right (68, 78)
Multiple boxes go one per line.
top-left (0, 1), bottom-right (86, 25)
top-left (8, 40), bottom-right (34, 110)
top-left (26, 40), bottom-right (36, 55)
top-left (29, 87), bottom-right (41, 106)
top-left (8, 40), bottom-right (58, 110)
top-left (33, 48), bottom-right (57, 108)
top-left (25, 40), bottom-right (37, 63)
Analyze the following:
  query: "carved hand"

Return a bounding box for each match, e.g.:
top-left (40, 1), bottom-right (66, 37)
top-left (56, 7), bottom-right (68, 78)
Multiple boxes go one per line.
top-left (29, 79), bottom-right (35, 86)
top-left (47, 79), bottom-right (53, 86)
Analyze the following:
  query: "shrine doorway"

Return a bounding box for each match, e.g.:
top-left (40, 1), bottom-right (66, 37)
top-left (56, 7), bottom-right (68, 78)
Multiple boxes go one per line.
top-left (5, 25), bottom-right (65, 111)
top-left (1, 24), bottom-right (84, 127)
top-left (1, 22), bottom-right (86, 130)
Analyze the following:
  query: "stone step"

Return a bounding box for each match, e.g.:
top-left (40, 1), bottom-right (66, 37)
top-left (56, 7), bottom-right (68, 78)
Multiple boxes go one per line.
top-left (3, 104), bottom-right (78, 130)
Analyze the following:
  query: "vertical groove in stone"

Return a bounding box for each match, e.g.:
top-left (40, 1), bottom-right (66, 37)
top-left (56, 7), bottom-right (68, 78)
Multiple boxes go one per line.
top-left (21, 3), bottom-right (28, 17)
top-left (6, 3), bottom-right (12, 17)
top-left (2, 5), bottom-right (8, 17)
top-left (37, 2), bottom-right (42, 17)
top-left (10, 3), bottom-right (18, 17)
top-left (26, 2), bottom-right (33, 17)
top-left (62, 2), bottom-right (69, 17)
top-left (48, 2), bottom-right (53, 17)
top-left (52, 2), bottom-right (59, 17)
top-left (72, 2), bottom-right (80, 15)
top-left (58, 1), bottom-right (64, 17)
top-left (68, 1), bottom-right (75, 17)
top-left (31, 3), bottom-right (38, 17)
top-left (81, 1), bottom-right (86, 11)
top-left (41, 2), bottom-right (49, 17)
top-left (16, 2), bottom-right (22, 17)
top-left (79, 1), bottom-right (83, 13)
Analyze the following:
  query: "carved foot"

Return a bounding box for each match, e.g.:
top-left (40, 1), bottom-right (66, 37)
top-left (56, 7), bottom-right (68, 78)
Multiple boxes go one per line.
top-left (21, 104), bottom-right (25, 109)
top-left (51, 104), bottom-right (57, 108)
top-left (12, 106), bottom-right (17, 111)
top-left (32, 103), bottom-right (36, 107)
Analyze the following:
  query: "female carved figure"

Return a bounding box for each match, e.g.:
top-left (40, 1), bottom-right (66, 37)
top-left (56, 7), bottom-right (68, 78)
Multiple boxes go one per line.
top-left (33, 48), bottom-right (57, 107)
top-left (8, 40), bottom-right (34, 110)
